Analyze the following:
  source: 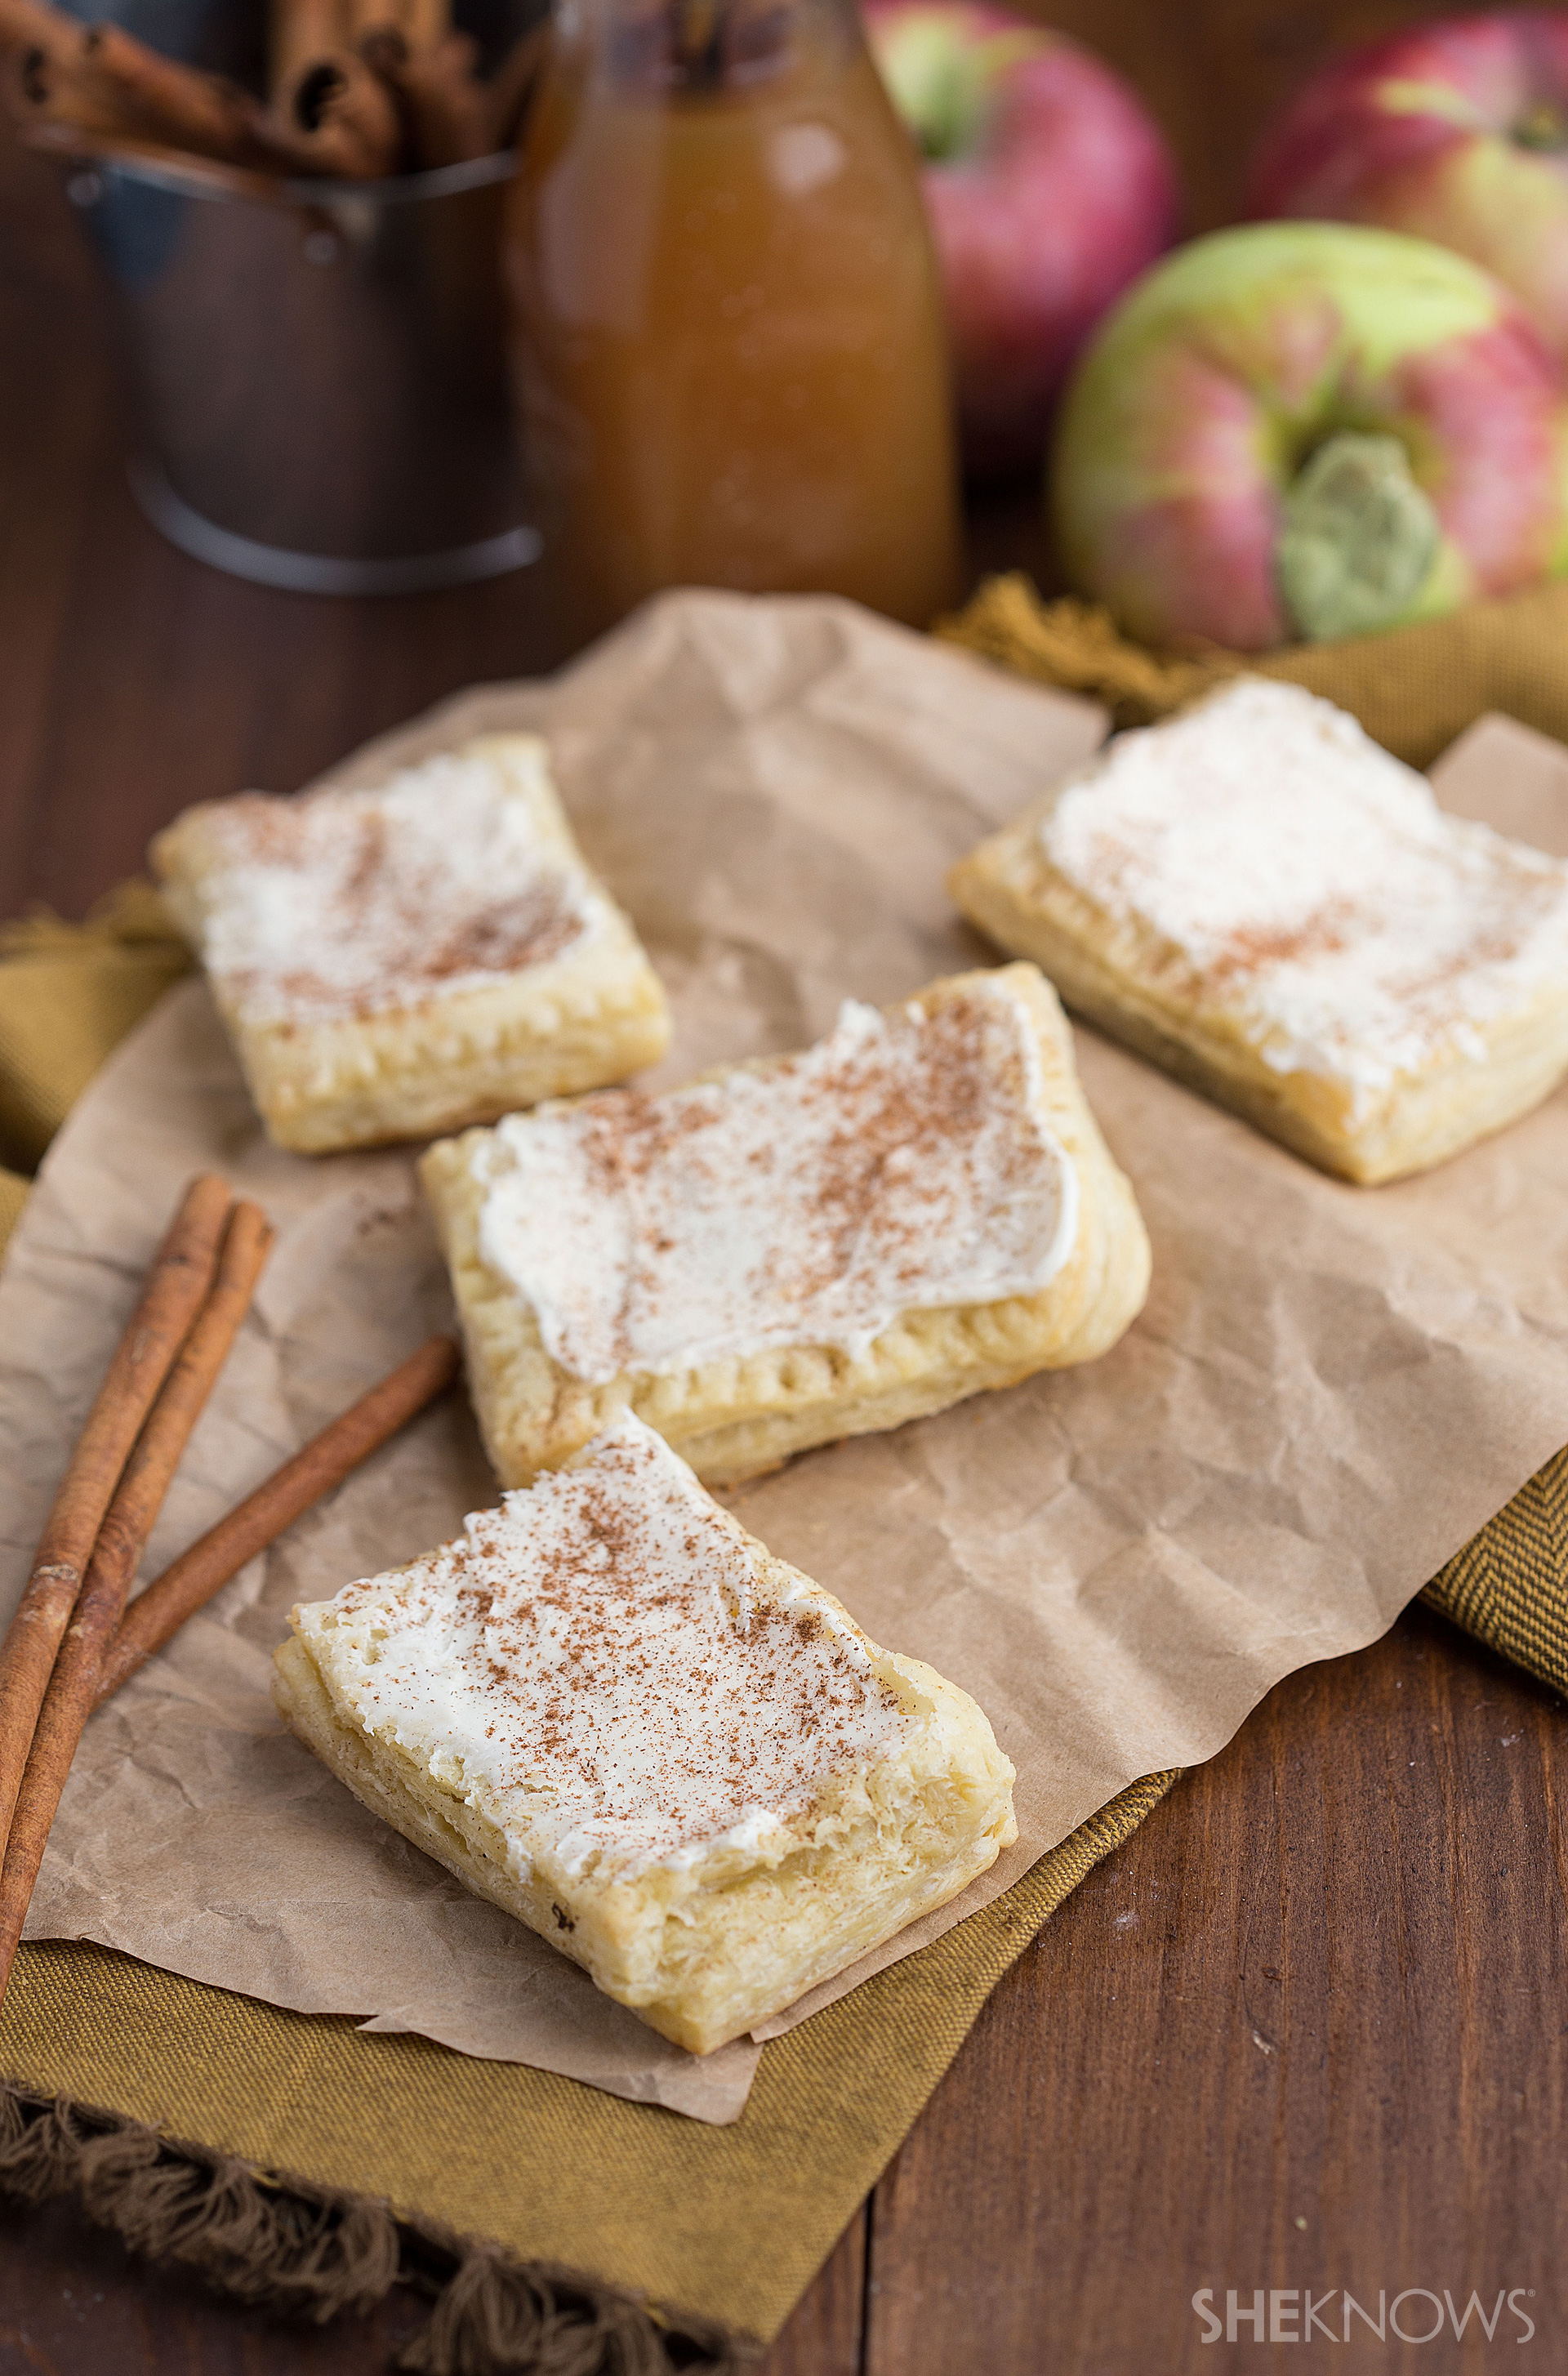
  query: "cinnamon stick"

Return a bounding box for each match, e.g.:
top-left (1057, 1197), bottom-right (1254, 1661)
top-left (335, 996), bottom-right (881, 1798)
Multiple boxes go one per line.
top-left (400, 0), bottom-right (448, 52)
top-left (16, 20), bottom-right (263, 163)
top-left (0, 1173), bottom-right (230, 1862)
top-left (0, 0), bottom-right (74, 69)
top-left (93, 1331), bottom-right (461, 1707)
top-left (270, 0), bottom-right (345, 98)
top-left (0, 1198), bottom-right (274, 2001)
top-left (359, 23), bottom-right (487, 168)
top-left (277, 42), bottom-right (402, 176)
top-left (344, 0), bottom-right (402, 45)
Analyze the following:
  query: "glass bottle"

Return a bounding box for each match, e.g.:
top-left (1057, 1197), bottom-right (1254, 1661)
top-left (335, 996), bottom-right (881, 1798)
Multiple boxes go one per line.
top-left (505, 0), bottom-right (963, 631)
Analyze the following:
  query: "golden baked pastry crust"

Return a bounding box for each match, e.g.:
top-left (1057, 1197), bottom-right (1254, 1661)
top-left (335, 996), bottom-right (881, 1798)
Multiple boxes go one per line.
top-left (271, 1426), bottom-right (1018, 2056)
top-left (951, 804), bottom-right (1568, 1187)
top-left (419, 962), bottom-right (1151, 1487)
top-left (152, 733), bottom-right (670, 1155)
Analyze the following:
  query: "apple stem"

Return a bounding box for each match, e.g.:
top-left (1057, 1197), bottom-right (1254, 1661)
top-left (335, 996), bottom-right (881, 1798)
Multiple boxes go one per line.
top-left (1512, 101), bottom-right (1568, 153)
top-left (1276, 432), bottom-right (1441, 644)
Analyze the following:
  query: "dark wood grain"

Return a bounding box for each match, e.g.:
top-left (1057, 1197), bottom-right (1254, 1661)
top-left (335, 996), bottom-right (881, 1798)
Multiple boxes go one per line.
top-left (0, 134), bottom-right (579, 927)
top-left (2, 2), bottom-right (1566, 2369)
top-left (0, 2197), bottom-right (429, 2373)
top-left (764, 2211), bottom-right (866, 2376)
top-left (844, 1606), bottom-right (1566, 2374)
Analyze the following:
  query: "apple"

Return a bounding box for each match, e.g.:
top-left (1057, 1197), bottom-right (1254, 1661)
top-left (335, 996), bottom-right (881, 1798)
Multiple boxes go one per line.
top-left (1049, 221), bottom-right (1568, 653)
top-left (866, 2), bottom-right (1180, 477)
top-left (1250, 11), bottom-right (1568, 364)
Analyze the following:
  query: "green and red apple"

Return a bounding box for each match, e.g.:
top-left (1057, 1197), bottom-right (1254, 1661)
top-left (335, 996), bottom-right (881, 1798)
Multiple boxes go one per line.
top-left (1250, 10), bottom-right (1568, 364)
top-left (866, 2), bottom-right (1179, 475)
top-left (1050, 221), bottom-right (1568, 651)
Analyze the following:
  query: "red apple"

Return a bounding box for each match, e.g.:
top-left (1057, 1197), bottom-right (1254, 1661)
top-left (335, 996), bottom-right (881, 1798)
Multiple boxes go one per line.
top-left (1051, 222), bottom-right (1568, 652)
top-left (866, 2), bottom-right (1180, 477)
top-left (1250, 11), bottom-right (1568, 364)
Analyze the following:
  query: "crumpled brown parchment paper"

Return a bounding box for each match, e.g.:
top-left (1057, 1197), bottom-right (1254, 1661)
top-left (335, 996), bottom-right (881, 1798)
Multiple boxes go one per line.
top-left (3, 593), bottom-right (1566, 2124)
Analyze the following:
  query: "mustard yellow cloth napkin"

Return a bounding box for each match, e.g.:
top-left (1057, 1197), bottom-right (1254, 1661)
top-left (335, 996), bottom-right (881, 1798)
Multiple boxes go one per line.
top-left (940, 569), bottom-right (1568, 772)
top-left (0, 886), bottom-right (192, 1177)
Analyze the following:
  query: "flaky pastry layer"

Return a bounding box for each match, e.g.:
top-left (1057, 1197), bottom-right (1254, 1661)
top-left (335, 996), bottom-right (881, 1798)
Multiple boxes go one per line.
top-left (272, 1490), bottom-right (1016, 2057)
top-left (950, 809), bottom-right (1568, 1186)
top-left (153, 733), bottom-right (670, 1154)
top-left (419, 963), bottom-right (1151, 1487)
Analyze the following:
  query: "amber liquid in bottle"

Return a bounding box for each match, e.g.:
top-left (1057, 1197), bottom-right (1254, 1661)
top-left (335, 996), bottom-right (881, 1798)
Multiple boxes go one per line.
top-left (506, 0), bottom-right (962, 630)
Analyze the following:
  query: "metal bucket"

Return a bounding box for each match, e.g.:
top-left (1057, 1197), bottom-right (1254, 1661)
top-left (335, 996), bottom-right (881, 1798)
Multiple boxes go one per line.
top-left (60, 0), bottom-right (540, 594)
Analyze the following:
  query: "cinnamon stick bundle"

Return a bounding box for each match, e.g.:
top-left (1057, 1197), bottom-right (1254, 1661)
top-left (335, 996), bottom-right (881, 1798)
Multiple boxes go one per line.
top-left (0, 1173), bottom-right (230, 1859)
top-left (16, 20), bottom-right (267, 163)
top-left (266, 0), bottom-right (454, 176)
top-left (93, 1331), bottom-right (461, 1706)
top-left (0, 1197), bottom-right (274, 2000)
top-left (7, 0), bottom-right (536, 179)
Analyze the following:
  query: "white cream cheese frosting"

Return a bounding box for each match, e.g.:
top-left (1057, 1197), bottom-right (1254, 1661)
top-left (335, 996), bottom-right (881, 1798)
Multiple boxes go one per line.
top-left (186, 742), bottom-right (606, 1025)
top-left (1038, 678), bottom-right (1568, 1108)
top-left (470, 974), bottom-right (1081, 1386)
top-left (292, 1412), bottom-right (917, 1883)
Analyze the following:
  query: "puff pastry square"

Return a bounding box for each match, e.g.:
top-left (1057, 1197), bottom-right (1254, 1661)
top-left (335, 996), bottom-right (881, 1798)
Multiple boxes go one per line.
top-left (151, 733), bottom-right (670, 1154)
top-left (950, 679), bottom-right (1568, 1185)
top-left (272, 1411), bottom-right (1018, 2055)
top-left (419, 961), bottom-right (1150, 1487)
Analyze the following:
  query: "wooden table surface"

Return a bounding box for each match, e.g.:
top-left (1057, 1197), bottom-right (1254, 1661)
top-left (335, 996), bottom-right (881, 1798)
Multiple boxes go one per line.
top-left (2, 3), bottom-right (1564, 2368)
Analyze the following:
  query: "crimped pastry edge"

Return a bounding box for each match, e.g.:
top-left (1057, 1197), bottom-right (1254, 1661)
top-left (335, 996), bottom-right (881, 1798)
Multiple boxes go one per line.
top-left (272, 1502), bottom-right (1018, 2056)
top-left (420, 961), bottom-right (1151, 1486)
top-left (152, 732), bottom-right (670, 1155)
top-left (950, 807), bottom-right (1568, 1187)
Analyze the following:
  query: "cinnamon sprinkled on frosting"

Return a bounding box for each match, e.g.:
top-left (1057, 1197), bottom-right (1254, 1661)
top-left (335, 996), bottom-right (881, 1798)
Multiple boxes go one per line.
top-left (183, 742), bottom-right (602, 1026)
top-left (307, 1415), bottom-right (915, 1880)
top-left (1039, 679), bottom-right (1568, 1106)
top-left (470, 974), bottom-right (1080, 1386)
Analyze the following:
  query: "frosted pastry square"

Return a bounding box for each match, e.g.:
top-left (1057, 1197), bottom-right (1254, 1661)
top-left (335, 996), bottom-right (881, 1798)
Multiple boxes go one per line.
top-left (419, 962), bottom-right (1150, 1487)
top-left (272, 1412), bottom-right (1018, 2055)
top-left (151, 733), bottom-right (670, 1153)
top-left (949, 679), bottom-right (1568, 1184)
